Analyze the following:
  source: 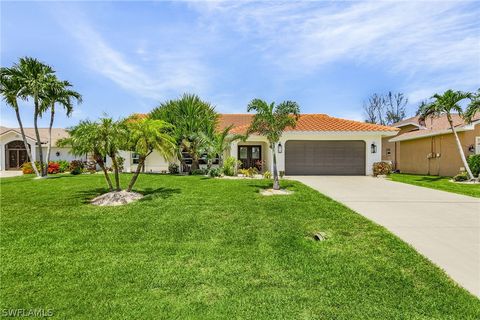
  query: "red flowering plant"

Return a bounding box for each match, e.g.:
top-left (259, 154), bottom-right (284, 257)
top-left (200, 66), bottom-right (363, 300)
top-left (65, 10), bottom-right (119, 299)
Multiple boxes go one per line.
top-left (47, 161), bottom-right (60, 174)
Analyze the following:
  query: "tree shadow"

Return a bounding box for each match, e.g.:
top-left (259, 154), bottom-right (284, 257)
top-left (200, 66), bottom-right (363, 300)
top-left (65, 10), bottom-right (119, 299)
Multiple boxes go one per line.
top-left (138, 187), bottom-right (181, 201)
top-left (78, 188), bottom-right (110, 204)
top-left (417, 176), bottom-right (444, 182)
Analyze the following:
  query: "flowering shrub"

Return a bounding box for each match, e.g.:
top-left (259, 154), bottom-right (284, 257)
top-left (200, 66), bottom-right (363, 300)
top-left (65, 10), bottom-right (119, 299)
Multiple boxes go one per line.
top-left (21, 161), bottom-right (40, 174)
top-left (69, 160), bottom-right (84, 175)
top-left (47, 162), bottom-right (60, 174)
top-left (373, 162), bottom-right (392, 177)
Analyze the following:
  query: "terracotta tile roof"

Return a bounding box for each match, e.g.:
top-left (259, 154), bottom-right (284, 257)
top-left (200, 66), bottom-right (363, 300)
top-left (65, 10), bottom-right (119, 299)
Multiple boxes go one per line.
top-left (390, 112), bottom-right (480, 142)
top-left (219, 114), bottom-right (398, 134)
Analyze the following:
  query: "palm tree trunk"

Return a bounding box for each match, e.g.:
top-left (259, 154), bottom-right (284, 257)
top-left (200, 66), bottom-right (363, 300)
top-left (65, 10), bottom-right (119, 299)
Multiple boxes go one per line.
top-left (45, 106), bottom-right (55, 175)
top-left (14, 107), bottom-right (40, 177)
top-left (33, 97), bottom-right (46, 177)
top-left (271, 144), bottom-right (280, 190)
top-left (111, 154), bottom-right (121, 191)
top-left (127, 156), bottom-right (145, 192)
top-left (448, 118), bottom-right (474, 180)
top-left (96, 156), bottom-right (114, 191)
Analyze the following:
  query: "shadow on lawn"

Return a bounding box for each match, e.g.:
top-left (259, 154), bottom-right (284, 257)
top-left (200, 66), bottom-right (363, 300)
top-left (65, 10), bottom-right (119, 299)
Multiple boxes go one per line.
top-left (139, 187), bottom-right (181, 201)
top-left (417, 176), bottom-right (445, 182)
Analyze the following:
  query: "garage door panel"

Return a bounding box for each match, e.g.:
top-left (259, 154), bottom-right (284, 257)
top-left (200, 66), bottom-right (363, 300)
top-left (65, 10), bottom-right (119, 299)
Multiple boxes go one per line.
top-left (285, 140), bottom-right (365, 175)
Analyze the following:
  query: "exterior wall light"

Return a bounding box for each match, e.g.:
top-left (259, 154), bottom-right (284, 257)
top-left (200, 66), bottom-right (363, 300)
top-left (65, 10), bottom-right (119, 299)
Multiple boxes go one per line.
top-left (371, 143), bottom-right (377, 154)
top-left (277, 142), bottom-right (283, 153)
top-left (55, 151), bottom-right (60, 157)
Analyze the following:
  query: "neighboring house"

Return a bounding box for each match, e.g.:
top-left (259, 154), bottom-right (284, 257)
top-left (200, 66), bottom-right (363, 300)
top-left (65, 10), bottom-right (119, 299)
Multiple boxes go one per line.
top-left (0, 126), bottom-right (85, 171)
top-left (1, 114), bottom-right (399, 176)
top-left (382, 114), bottom-right (480, 177)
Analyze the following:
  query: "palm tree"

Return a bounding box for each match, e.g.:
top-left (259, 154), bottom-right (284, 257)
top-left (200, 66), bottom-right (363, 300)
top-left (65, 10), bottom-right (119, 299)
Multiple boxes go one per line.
top-left (98, 117), bottom-right (128, 191)
top-left (417, 90), bottom-right (474, 180)
top-left (0, 68), bottom-right (41, 177)
top-left (464, 89), bottom-right (480, 124)
top-left (247, 99), bottom-right (300, 190)
top-left (8, 57), bottom-right (55, 177)
top-left (41, 75), bottom-right (82, 175)
top-left (204, 125), bottom-right (243, 168)
top-left (150, 94), bottom-right (218, 173)
top-left (125, 118), bottom-right (176, 192)
top-left (58, 120), bottom-right (114, 191)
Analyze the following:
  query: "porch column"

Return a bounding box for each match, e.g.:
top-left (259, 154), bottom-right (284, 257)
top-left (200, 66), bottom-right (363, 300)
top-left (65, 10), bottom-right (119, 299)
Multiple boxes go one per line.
top-left (230, 141), bottom-right (238, 160)
top-left (0, 143), bottom-right (4, 171)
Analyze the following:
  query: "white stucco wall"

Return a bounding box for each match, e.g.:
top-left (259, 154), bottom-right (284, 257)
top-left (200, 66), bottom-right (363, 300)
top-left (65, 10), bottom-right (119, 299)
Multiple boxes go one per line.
top-left (228, 131), bottom-right (388, 176)
top-left (0, 131), bottom-right (36, 171)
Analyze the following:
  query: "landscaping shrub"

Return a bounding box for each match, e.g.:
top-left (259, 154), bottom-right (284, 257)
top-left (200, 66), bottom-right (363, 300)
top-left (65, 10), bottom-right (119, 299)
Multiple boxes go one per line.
top-left (373, 162), bottom-right (392, 177)
top-left (279, 171), bottom-right (285, 178)
top-left (467, 154), bottom-right (480, 177)
top-left (21, 161), bottom-right (40, 174)
top-left (191, 168), bottom-right (207, 175)
top-left (453, 172), bottom-right (469, 182)
top-left (85, 161), bottom-right (97, 174)
top-left (222, 157), bottom-right (242, 176)
top-left (168, 163), bottom-right (179, 174)
top-left (263, 171), bottom-right (272, 179)
top-left (239, 167), bottom-right (258, 178)
top-left (47, 162), bottom-right (60, 174)
top-left (69, 160), bottom-right (84, 175)
top-left (57, 160), bottom-right (70, 173)
top-left (208, 168), bottom-right (221, 177)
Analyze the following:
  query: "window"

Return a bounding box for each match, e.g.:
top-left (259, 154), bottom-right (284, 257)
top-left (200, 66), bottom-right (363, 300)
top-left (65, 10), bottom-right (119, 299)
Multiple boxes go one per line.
top-left (476, 137), bottom-right (480, 154)
top-left (132, 152), bottom-right (140, 164)
top-left (386, 148), bottom-right (391, 156)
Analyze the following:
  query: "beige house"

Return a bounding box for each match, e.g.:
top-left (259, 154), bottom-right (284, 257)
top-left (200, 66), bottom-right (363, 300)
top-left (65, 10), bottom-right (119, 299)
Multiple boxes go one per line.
top-left (382, 114), bottom-right (480, 177)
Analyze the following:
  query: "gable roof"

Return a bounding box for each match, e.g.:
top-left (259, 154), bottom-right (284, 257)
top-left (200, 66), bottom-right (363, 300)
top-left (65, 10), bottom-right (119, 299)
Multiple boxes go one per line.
top-left (390, 113), bottom-right (480, 142)
top-left (0, 126), bottom-right (69, 145)
top-left (219, 114), bottom-right (398, 134)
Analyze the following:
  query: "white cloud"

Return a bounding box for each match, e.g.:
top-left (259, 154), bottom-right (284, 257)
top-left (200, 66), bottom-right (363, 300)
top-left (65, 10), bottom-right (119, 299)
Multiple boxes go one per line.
top-left (193, 1), bottom-right (480, 95)
top-left (58, 12), bottom-right (210, 100)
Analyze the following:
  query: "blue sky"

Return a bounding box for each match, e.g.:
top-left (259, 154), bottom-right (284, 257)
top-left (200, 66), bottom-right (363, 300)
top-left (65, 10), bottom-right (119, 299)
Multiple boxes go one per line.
top-left (1, 1), bottom-right (479, 128)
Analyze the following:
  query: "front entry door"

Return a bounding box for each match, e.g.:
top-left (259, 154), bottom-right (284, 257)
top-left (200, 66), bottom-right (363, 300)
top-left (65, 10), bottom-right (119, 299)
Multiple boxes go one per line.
top-left (8, 150), bottom-right (28, 169)
top-left (238, 146), bottom-right (262, 170)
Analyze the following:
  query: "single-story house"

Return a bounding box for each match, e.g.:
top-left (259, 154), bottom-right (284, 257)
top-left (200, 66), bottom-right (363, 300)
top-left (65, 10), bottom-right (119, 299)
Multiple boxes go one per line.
top-left (1, 114), bottom-right (399, 176)
top-left (382, 114), bottom-right (480, 177)
top-left (0, 126), bottom-right (85, 171)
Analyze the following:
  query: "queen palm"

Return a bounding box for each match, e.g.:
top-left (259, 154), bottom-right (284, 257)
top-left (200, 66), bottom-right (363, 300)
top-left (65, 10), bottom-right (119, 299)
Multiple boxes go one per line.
top-left (126, 118), bottom-right (176, 192)
top-left (0, 69), bottom-right (41, 177)
top-left (41, 75), bottom-right (82, 176)
top-left (417, 90), bottom-right (474, 180)
top-left (247, 99), bottom-right (300, 190)
top-left (9, 57), bottom-right (55, 177)
top-left (203, 125), bottom-right (243, 169)
top-left (464, 89), bottom-right (480, 124)
top-left (59, 121), bottom-right (114, 191)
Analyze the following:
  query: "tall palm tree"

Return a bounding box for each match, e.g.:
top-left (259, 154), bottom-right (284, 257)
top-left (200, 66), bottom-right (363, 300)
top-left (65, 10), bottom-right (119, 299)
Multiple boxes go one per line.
top-left (41, 75), bottom-right (82, 175)
top-left (9, 57), bottom-right (55, 177)
top-left (203, 125), bottom-right (243, 168)
top-left (417, 90), bottom-right (474, 180)
top-left (247, 99), bottom-right (300, 190)
top-left (125, 118), bottom-right (176, 192)
top-left (150, 94), bottom-right (218, 172)
top-left (0, 69), bottom-right (41, 176)
top-left (58, 120), bottom-right (114, 191)
top-left (98, 117), bottom-right (128, 191)
top-left (464, 89), bottom-right (480, 124)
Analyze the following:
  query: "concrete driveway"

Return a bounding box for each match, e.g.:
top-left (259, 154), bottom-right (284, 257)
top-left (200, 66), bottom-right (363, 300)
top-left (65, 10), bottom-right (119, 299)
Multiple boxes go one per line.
top-left (0, 170), bottom-right (23, 178)
top-left (291, 176), bottom-right (480, 297)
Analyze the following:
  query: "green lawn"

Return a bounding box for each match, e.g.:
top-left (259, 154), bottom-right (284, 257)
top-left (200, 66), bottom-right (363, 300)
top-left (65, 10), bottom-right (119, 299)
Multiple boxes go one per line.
top-left (1, 174), bottom-right (479, 319)
top-left (389, 173), bottom-right (480, 198)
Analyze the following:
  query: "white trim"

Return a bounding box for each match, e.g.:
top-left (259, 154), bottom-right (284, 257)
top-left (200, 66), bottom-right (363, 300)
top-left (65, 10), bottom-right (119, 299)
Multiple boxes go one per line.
top-left (393, 121), bottom-right (424, 129)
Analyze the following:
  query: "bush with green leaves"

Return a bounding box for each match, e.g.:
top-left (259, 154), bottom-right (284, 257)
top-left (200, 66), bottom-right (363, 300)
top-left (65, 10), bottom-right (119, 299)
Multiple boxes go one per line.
top-left (453, 172), bottom-right (469, 182)
top-left (168, 163), bottom-right (179, 174)
top-left (208, 168), bottom-right (221, 177)
top-left (222, 156), bottom-right (242, 176)
top-left (239, 167), bottom-right (258, 178)
top-left (69, 160), bottom-right (84, 175)
top-left (467, 154), bottom-right (480, 177)
top-left (263, 171), bottom-right (272, 179)
top-left (56, 160), bottom-right (70, 173)
top-left (373, 162), bottom-right (392, 177)
top-left (191, 168), bottom-right (208, 175)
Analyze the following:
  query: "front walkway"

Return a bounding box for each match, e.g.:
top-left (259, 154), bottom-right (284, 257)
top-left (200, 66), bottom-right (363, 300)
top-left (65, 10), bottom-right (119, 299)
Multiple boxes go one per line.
top-left (291, 176), bottom-right (480, 297)
top-left (0, 170), bottom-right (23, 178)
